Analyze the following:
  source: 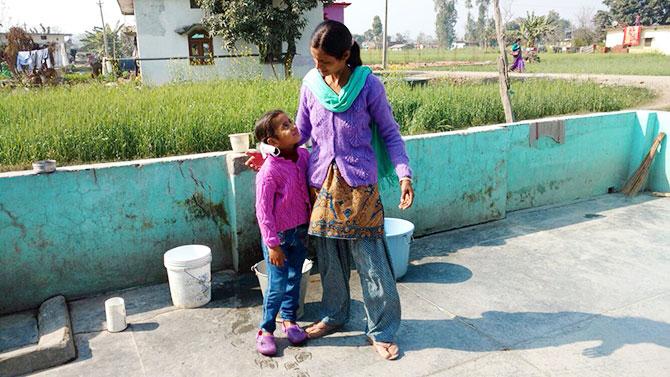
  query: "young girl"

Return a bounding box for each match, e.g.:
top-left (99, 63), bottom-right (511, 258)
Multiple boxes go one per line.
top-left (253, 109), bottom-right (311, 356)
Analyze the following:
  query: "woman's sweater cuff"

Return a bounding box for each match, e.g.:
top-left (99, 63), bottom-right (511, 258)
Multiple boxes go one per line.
top-left (395, 164), bottom-right (413, 180)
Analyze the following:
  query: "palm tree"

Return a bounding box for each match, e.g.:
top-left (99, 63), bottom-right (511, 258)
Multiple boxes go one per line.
top-left (519, 12), bottom-right (556, 47)
top-left (80, 21), bottom-right (133, 58)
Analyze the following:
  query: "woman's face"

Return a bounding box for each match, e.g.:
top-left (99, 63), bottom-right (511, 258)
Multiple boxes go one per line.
top-left (310, 47), bottom-right (350, 76)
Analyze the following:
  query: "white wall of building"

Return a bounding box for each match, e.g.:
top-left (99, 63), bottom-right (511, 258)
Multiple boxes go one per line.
top-left (134, 0), bottom-right (322, 85)
top-left (605, 30), bottom-right (624, 48)
top-left (605, 27), bottom-right (670, 55)
top-left (632, 27), bottom-right (670, 55)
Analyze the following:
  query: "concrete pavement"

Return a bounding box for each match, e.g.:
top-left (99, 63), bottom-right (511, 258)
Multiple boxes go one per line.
top-left (29, 193), bottom-right (670, 377)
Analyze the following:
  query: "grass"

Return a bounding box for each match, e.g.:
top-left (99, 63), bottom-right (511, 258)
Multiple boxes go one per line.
top-left (362, 48), bottom-right (670, 76)
top-left (361, 47), bottom-right (499, 65)
top-left (0, 78), bottom-right (654, 171)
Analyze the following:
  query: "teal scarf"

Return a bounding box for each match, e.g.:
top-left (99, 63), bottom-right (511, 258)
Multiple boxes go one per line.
top-left (302, 66), bottom-right (396, 187)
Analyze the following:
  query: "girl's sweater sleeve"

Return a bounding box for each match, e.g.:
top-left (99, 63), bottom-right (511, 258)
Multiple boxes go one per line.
top-left (366, 75), bottom-right (413, 179)
top-left (296, 85), bottom-right (313, 146)
top-left (255, 173), bottom-right (280, 248)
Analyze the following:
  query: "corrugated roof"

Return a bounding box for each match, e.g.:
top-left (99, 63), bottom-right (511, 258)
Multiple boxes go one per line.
top-left (117, 0), bottom-right (134, 15)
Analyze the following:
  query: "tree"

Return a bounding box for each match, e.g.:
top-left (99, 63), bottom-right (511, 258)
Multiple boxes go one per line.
top-left (3, 27), bottom-right (34, 72)
top-left (393, 33), bottom-right (408, 44)
top-left (80, 21), bottom-right (133, 58)
top-left (434, 0), bottom-right (458, 49)
top-left (363, 29), bottom-right (376, 45)
top-left (572, 27), bottom-right (597, 47)
top-left (372, 15), bottom-right (383, 45)
top-left (545, 10), bottom-right (572, 44)
top-left (464, 0), bottom-right (478, 42)
top-left (572, 7), bottom-right (596, 47)
top-left (352, 33), bottom-right (365, 45)
top-left (476, 0), bottom-right (491, 47)
top-left (199, 0), bottom-right (331, 78)
top-left (603, 0), bottom-right (669, 26)
top-left (594, 10), bottom-right (614, 42)
top-left (519, 12), bottom-right (556, 47)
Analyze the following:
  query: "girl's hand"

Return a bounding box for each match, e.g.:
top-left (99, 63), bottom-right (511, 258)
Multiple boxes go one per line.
top-left (268, 246), bottom-right (287, 267)
top-left (245, 150), bottom-right (264, 172)
top-left (398, 179), bottom-right (414, 210)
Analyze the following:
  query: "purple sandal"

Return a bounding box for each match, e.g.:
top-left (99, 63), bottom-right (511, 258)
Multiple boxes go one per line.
top-left (282, 322), bottom-right (308, 345)
top-left (256, 330), bottom-right (277, 356)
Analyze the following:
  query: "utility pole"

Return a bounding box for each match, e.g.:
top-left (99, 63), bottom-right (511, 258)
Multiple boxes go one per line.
top-left (97, 0), bottom-right (109, 59)
top-left (381, 0), bottom-right (388, 70)
top-left (492, 0), bottom-right (514, 123)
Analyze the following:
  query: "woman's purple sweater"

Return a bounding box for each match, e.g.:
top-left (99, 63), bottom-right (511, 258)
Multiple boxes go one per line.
top-left (296, 73), bottom-right (412, 188)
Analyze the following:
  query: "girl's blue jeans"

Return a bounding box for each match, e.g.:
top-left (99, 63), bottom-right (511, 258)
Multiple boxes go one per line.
top-left (259, 224), bottom-right (308, 333)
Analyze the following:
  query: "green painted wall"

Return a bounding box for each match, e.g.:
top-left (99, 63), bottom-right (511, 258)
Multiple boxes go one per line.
top-left (506, 112), bottom-right (637, 211)
top-left (1, 111), bottom-right (668, 314)
top-left (381, 126), bottom-right (509, 235)
top-left (631, 111), bottom-right (670, 192)
top-left (0, 154), bottom-right (236, 314)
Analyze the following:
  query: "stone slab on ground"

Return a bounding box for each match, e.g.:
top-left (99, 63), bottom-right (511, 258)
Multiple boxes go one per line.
top-left (0, 296), bottom-right (76, 376)
top-left (28, 194), bottom-right (670, 376)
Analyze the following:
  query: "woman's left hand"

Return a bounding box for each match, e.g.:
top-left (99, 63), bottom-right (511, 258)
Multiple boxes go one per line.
top-left (399, 179), bottom-right (414, 210)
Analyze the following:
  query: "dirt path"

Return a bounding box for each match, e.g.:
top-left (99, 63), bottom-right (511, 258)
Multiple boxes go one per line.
top-left (404, 70), bottom-right (670, 110)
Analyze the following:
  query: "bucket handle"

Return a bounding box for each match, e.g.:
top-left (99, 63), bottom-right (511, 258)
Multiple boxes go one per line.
top-left (184, 270), bottom-right (210, 296)
top-left (403, 233), bottom-right (414, 245)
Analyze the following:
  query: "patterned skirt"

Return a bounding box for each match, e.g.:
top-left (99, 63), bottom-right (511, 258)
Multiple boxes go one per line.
top-left (308, 163), bottom-right (385, 239)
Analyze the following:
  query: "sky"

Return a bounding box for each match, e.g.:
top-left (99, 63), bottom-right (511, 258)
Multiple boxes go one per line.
top-left (0, 0), bottom-right (608, 39)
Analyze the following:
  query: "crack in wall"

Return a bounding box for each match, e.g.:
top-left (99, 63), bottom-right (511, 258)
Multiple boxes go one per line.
top-left (0, 203), bottom-right (27, 238)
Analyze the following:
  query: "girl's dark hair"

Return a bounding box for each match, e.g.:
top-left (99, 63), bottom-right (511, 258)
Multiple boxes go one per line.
top-left (254, 109), bottom-right (285, 143)
top-left (311, 20), bottom-right (363, 68)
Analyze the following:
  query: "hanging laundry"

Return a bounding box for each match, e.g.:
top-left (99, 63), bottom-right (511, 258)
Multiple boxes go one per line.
top-left (52, 47), bottom-right (63, 68)
top-left (34, 48), bottom-right (51, 69)
top-left (16, 51), bottom-right (34, 72)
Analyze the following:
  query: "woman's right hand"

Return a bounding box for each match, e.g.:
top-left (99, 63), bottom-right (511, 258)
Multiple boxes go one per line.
top-left (399, 179), bottom-right (414, 210)
top-left (245, 150), bottom-right (264, 172)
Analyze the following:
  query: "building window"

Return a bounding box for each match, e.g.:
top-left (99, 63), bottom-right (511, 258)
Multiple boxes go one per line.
top-left (190, 0), bottom-right (200, 8)
top-left (188, 30), bottom-right (214, 65)
top-left (644, 38), bottom-right (653, 47)
top-left (40, 35), bottom-right (47, 40)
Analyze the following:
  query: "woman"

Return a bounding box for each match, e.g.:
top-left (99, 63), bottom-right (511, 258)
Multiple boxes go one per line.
top-left (248, 20), bottom-right (414, 360)
top-left (509, 38), bottom-right (525, 72)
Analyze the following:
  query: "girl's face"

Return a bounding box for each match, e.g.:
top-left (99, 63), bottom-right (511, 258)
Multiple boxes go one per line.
top-left (310, 47), bottom-right (349, 77)
top-left (268, 113), bottom-right (300, 150)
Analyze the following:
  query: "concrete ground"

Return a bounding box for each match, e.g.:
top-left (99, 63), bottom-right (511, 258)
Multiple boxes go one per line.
top-left (29, 193), bottom-right (670, 377)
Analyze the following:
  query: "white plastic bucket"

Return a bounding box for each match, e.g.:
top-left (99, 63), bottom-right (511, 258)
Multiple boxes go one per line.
top-left (252, 259), bottom-right (313, 319)
top-left (164, 245), bottom-right (212, 308)
top-left (384, 218), bottom-right (415, 280)
top-left (229, 133), bottom-right (250, 153)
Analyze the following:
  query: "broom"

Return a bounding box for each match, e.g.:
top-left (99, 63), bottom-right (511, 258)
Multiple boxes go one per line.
top-left (622, 132), bottom-right (666, 197)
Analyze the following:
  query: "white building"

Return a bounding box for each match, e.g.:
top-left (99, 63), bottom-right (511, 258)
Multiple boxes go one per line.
top-left (605, 25), bottom-right (670, 55)
top-left (116, 0), bottom-right (325, 85)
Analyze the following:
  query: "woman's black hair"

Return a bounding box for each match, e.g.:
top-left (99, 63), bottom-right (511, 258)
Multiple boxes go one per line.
top-left (254, 109), bottom-right (285, 143)
top-left (311, 20), bottom-right (363, 68)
